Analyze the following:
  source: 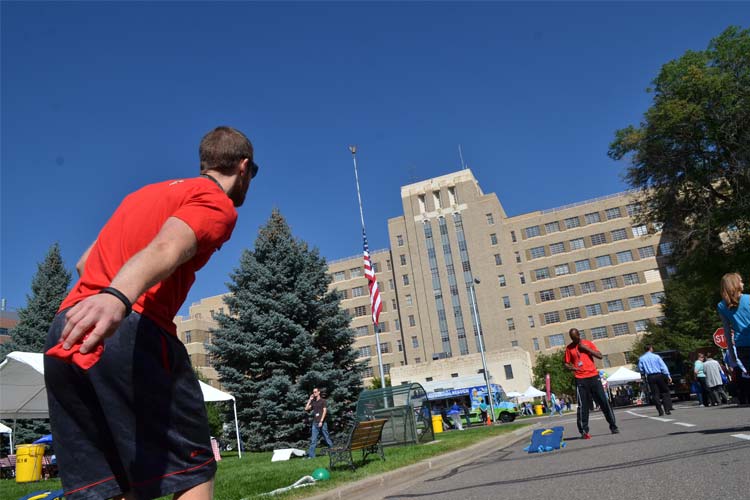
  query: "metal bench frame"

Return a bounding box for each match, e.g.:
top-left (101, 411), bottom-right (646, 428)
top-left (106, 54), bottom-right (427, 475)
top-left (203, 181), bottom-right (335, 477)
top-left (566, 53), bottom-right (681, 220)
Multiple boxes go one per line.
top-left (329, 418), bottom-right (387, 470)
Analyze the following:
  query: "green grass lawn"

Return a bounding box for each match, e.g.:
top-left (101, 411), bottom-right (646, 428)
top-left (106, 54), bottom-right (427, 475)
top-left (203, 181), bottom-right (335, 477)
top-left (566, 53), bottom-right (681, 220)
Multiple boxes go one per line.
top-left (1, 423), bottom-right (527, 500)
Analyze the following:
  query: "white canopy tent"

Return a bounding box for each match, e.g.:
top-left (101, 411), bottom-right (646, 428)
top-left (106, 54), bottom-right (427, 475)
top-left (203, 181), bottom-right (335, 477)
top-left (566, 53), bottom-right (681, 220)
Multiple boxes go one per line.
top-left (505, 391), bottom-right (523, 398)
top-left (521, 386), bottom-right (546, 399)
top-left (606, 366), bottom-right (643, 386)
top-left (0, 421), bottom-right (12, 453)
top-left (0, 352), bottom-right (242, 458)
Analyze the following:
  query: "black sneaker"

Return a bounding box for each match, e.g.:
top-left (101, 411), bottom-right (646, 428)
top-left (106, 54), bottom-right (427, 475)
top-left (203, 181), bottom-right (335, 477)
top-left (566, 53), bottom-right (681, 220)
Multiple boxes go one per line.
top-left (611, 428), bottom-right (620, 434)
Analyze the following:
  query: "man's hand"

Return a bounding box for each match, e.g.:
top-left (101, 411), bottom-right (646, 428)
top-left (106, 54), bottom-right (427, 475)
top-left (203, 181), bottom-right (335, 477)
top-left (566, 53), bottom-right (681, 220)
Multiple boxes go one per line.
top-left (668, 377), bottom-right (673, 384)
top-left (59, 293), bottom-right (128, 354)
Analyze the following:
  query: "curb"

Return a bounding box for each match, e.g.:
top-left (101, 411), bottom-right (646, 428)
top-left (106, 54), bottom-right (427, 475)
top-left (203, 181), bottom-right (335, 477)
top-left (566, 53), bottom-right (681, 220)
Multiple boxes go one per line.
top-left (304, 423), bottom-right (539, 500)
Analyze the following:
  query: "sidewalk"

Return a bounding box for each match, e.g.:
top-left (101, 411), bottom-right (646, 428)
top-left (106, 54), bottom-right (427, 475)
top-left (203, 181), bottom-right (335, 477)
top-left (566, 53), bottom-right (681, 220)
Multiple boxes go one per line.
top-left (305, 423), bottom-right (538, 500)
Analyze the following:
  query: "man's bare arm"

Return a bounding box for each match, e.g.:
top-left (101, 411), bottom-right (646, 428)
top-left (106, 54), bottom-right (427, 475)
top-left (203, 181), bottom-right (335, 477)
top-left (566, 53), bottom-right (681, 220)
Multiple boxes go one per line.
top-left (579, 343), bottom-right (603, 359)
top-left (76, 241), bottom-right (96, 277)
top-left (60, 217), bottom-right (198, 353)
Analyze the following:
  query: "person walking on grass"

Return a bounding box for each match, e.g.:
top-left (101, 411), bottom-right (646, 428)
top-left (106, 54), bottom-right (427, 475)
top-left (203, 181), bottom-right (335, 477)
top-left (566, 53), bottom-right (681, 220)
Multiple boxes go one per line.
top-left (305, 388), bottom-right (334, 458)
top-left (564, 328), bottom-right (619, 439)
top-left (44, 126), bottom-right (259, 500)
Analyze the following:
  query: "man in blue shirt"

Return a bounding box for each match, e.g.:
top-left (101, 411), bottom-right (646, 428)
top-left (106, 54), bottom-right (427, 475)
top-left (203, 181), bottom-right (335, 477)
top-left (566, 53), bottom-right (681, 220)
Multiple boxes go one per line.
top-left (638, 345), bottom-right (673, 416)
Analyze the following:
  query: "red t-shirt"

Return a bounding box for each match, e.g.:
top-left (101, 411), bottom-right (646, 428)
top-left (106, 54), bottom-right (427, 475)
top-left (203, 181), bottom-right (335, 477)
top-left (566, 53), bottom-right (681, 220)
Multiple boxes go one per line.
top-left (59, 177), bottom-right (237, 335)
top-left (564, 339), bottom-right (600, 379)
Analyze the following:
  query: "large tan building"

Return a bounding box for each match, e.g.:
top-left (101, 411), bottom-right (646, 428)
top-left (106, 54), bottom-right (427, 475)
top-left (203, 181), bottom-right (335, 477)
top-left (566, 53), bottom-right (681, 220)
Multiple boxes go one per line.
top-left (387, 169), bottom-right (669, 372)
top-left (175, 169), bottom-right (671, 388)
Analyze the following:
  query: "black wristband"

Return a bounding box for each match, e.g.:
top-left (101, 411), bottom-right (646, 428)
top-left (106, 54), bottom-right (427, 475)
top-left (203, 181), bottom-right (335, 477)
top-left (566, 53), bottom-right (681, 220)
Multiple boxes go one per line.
top-left (99, 287), bottom-right (132, 316)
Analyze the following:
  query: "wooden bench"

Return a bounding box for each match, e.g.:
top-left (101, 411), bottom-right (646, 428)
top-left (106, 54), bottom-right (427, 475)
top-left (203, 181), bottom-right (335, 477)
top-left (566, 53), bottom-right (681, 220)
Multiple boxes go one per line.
top-left (329, 418), bottom-right (387, 470)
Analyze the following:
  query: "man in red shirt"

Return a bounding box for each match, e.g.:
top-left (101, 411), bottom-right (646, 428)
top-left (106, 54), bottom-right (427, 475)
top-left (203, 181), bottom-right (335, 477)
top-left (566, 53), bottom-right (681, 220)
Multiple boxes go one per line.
top-left (43, 126), bottom-right (258, 500)
top-left (564, 328), bottom-right (619, 439)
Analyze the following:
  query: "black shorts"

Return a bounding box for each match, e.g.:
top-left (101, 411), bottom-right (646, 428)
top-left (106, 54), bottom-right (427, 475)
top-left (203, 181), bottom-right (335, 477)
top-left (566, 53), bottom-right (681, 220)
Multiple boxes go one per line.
top-left (44, 310), bottom-right (216, 500)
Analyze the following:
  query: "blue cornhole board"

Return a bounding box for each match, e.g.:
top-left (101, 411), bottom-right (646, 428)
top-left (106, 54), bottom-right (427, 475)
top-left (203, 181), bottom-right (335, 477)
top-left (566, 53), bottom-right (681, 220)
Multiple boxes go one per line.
top-left (524, 426), bottom-right (565, 453)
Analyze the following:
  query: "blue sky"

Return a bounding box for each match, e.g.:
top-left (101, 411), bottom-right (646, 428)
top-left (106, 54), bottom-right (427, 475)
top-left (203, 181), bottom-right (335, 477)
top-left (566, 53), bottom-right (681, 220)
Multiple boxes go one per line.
top-left (1, 2), bottom-right (746, 316)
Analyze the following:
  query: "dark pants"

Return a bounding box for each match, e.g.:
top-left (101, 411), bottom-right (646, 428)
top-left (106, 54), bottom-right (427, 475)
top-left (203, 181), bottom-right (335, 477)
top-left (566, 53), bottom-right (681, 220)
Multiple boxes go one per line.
top-left (575, 376), bottom-right (617, 434)
top-left (697, 377), bottom-right (710, 406)
top-left (647, 373), bottom-right (673, 414)
top-left (735, 347), bottom-right (750, 404)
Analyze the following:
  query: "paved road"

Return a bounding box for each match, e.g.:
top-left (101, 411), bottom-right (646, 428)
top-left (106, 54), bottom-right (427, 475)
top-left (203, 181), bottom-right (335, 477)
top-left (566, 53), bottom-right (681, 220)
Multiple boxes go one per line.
top-left (382, 403), bottom-right (750, 500)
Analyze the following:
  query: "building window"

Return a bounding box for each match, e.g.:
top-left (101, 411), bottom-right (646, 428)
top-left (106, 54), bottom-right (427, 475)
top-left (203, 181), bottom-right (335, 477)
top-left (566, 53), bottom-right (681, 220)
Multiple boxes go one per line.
top-left (624, 351), bottom-right (633, 363)
top-left (358, 346), bottom-right (372, 357)
top-left (395, 319), bottom-right (401, 331)
top-left (400, 254), bottom-right (407, 266)
top-left (616, 250), bottom-right (633, 263)
top-left (498, 274), bottom-right (507, 287)
top-left (339, 288), bottom-right (349, 299)
top-left (511, 230), bottom-right (517, 243)
top-left (543, 311), bottom-right (561, 324)
top-left (666, 265), bottom-right (677, 276)
top-left (391, 299), bottom-right (397, 310)
top-left (532, 337), bottom-right (540, 350)
top-left (490, 233), bottom-right (498, 245)
top-left (540, 289), bottom-right (556, 302)
top-left (601, 276), bottom-right (618, 290)
top-left (585, 212), bottom-right (601, 224)
top-left (629, 295), bottom-right (646, 308)
top-left (406, 294), bottom-right (413, 306)
top-left (354, 305), bottom-right (368, 317)
top-left (651, 291), bottom-right (666, 304)
top-left (504, 364), bottom-right (514, 379)
top-left (635, 319), bottom-right (649, 332)
top-left (502, 296), bottom-right (511, 309)
top-left (433, 190), bottom-right (442, 209)
top-left (569, 238), bottom-right (585, 250)
top-left (388, 279), bottom-right (395, 290)
top-left (590, 233), bottom-right (607, 246)
top-left (626, 203), bottom-right (641, 217)
top-left (525, 225), bottom-right (541, 238)
top-left (511, 340), bottom-right (519, 348)
top-left (486, 213), bottom-right (495, 225)
top-left (534, 267), bottom-right (550, 280)
top-left (623, 272), bottom-right (640, 286)
top-left (355, 325), bottom-right (370, 337)
top-left (362, 366), bottom-right (374, 377)
top-left (549, 334), bottom-right (565, 347)
top-left (585, 303), bottom-right (603, 316)
top-left (659, 242), bottom-right (674, 256)
top-left (607, 299), bottom-right (624, 312)
top-left (638, 246), bottom-right (656, 258)
top-left (352, 286), bottom-right (365, 297)
top-left (523, 293), bottom-right (531, 305)
top-left (402, 274), bottom-right (410, 286)
top-left (494, 254), bottom-right (503, 265)
top-left (612, 323), bottom-right (630, 336)
top-left (550, 242), bottom-right (565, 255)
top-left (448, 186), bottom-right (457, 205)
top-left (397, 235), bottom-right (404, 246)
top-left (560, 285), bottom-right (576, 298)
top-left (575, 259), bottom-right (591, 272)
top-left (564, 216), bottom-right (581, 229)
top-left (350, 266), bottom-right (363, 278)
top-left (414, 358), bottom-right (421, 364)
top-left (555, 263), bottom-right (570, 276)
top-left (408, 315), bottom-right (416, 327)
top-left (632, 224), bottom-right (648, 237)
top-left (602, 355), bottom-right (612, 368)
top-left (373, 262), bottom-right (381, 273)
top-left (530, 246), bottom-right (546, 259)
top-left (333, 271), bottom-right (346, 282)
top-left (506, 318), bottom-right (516, 331)
top-left (591, 326), bottom-right (608, 340)
top-left (580, 281), bottom-right (597, 294)
top-left (386, 259), bottom-right (392, 271)
top-left (611, 228), bottom-right (628, 241)
top-left (185, 331), bottom-right (192, 343)
top-left (605, 207), bottom-right (622, 220)
top-left (411, 336), bottom-right (419, 348)
top-left (528, 315), bottom-right (536, 328)
top-left (397, 340), bottom-right (403, 352)
top-left (565, 307), bottom-right (581, 321)
top-left (544, 221), bottom-right (561, 234)
top-left (596, 255), bottom-right (612, 267)
top-left (515, 251), bottom-right (522, 263)
top-left (518, 272), bottom-right (526, 285)
top-left (380, 342), bottom-right (392, 354)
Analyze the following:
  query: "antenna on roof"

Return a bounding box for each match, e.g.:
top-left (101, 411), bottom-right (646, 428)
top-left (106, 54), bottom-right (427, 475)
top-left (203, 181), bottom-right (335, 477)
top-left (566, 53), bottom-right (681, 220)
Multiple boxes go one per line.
top-left (458, 144), bottom-right (467, 170)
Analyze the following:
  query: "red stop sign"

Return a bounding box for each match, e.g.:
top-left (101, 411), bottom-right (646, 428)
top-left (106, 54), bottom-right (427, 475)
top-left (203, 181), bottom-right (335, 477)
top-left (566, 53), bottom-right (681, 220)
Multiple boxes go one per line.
top-left (713, 327), bottom-right (728, 349)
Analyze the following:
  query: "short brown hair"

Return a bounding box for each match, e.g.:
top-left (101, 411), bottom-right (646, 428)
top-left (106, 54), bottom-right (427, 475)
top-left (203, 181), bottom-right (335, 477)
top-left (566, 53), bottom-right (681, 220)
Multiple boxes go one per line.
top-left (720, 272), bottom-right (743, 309)
top-left (199, 126), bottom-right (253, 174)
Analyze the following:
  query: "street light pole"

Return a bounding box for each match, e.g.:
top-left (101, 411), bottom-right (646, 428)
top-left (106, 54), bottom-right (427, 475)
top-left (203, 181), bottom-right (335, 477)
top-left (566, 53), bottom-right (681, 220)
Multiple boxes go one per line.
top-left (468, 278), bottom-right (496, 423)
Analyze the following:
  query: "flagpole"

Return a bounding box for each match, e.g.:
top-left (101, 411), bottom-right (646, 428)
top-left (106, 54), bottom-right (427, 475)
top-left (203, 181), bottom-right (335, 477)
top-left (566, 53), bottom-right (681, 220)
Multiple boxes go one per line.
top-left (349, 145), bottom-right (386, 388)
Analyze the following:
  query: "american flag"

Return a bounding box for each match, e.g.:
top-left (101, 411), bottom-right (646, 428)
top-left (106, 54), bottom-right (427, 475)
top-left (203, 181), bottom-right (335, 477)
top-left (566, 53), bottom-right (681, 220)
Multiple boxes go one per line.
top-left (363, 233), bottom-right (382, 325)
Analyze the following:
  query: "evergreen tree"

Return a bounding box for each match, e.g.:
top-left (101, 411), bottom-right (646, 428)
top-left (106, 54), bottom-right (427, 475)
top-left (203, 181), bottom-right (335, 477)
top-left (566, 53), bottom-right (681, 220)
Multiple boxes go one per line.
top-left (1, 243), bottom-right (71, 358)
top-left (211, 210), bottom-right (363, 451)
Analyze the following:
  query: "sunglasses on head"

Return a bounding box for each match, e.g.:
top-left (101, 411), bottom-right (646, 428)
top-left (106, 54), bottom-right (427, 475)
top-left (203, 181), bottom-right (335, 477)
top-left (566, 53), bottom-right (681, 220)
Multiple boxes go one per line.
top-left (249, 160), bottom-right (259, 179)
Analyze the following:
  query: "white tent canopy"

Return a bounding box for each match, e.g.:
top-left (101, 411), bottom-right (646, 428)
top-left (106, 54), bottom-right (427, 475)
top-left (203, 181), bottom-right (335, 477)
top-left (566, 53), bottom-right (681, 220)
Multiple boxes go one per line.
top-left (0, 421), bottom-right (12, 453)
top-left (0, 352), bottom-right (242, 457)
top-left (521, 386), bottom-right (546, 398)
top-left (606, 366), bottom-right (643, 386)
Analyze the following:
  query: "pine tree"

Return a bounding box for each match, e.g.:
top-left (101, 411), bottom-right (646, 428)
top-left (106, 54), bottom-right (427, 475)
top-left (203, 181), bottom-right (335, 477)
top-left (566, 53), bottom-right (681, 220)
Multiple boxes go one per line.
top-left (211, 210), bottom-right (363, 451)
top-left (1, 243), bottom-right (71, 358)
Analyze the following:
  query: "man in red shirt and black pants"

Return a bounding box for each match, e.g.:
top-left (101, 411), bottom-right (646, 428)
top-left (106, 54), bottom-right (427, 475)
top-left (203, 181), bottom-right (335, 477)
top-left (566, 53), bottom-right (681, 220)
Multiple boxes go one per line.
top-left (564, 328), bottom-right (619, 439)
top-left (44, 126), bottom-right (258, 500)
